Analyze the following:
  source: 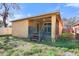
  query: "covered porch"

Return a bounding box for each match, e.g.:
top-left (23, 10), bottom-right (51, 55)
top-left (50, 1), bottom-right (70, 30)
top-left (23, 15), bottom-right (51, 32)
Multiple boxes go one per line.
top-left (28, 15), bottom-right (60, 41)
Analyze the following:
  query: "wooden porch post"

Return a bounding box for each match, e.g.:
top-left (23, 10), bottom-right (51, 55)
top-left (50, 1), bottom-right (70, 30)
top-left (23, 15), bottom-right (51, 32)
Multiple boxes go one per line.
top-left (51, 15), bottom-right (56, 40)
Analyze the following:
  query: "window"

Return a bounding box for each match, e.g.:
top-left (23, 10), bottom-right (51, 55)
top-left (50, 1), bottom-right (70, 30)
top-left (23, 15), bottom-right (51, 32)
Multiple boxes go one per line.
top-left (44, 23), bottom-right (51, 33)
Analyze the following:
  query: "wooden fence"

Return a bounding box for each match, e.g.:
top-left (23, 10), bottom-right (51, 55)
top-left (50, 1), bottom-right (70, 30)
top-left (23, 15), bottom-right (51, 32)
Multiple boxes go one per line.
top-left (0, 27), bottom-right (12, 36)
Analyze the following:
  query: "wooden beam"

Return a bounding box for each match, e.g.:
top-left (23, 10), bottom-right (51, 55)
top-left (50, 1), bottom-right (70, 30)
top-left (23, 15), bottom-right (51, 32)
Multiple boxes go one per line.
top-left (51, 15), bottom-right (56, 40)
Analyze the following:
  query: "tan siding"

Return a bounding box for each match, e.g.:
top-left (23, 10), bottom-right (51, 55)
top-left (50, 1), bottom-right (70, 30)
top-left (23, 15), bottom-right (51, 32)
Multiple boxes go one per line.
top-left (56, 15), bottom-right (63, 38)
top-left (12, 20), bottom-right (28, 38)
top-left (59, 21), bottom-right (63, 36)
top-left (57, 16), bottom-right (63, 37)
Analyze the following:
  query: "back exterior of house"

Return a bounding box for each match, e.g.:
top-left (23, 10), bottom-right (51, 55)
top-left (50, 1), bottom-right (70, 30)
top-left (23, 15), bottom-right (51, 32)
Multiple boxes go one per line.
top-left (12, 12), bottom-right (63, 40)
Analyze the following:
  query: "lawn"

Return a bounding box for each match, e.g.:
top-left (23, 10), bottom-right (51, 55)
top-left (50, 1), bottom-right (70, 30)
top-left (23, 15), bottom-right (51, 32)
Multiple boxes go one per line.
top-left (0, 36), bottom-right (79, 56)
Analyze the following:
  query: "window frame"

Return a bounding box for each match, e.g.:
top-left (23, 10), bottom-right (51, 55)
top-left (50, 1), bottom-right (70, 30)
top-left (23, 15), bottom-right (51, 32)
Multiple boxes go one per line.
top-left (44, 22), bottom-right (51, 33)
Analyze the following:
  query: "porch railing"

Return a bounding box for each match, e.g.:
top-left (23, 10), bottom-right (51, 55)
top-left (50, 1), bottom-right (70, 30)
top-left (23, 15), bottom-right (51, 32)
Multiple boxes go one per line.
top-left (39, 23), bottom-right (45, 40)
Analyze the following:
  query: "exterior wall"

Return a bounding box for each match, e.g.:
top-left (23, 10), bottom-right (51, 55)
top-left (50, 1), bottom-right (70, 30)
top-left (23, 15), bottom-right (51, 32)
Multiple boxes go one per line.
top-left (58, 19), bottom-right (63, 36)
top-left (72, 25), bottom-right (79, 34)
top-left (56, 19), bottom-right (59, 38)
top-left (51, 15), bottom-right (63, 39)
top-left (0, 28), bottom-right (12, 35)
top-left (56, 15), bottom-right (63, 38)
top-left (72, 25), bottom-right (79, 38)
top-left (12, 20), bottom-right (28, 38)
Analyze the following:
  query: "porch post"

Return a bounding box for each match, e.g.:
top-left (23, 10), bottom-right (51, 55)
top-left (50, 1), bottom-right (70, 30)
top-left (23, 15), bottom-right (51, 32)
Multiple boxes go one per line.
top-left (51, 15), bottom-right (56, 40)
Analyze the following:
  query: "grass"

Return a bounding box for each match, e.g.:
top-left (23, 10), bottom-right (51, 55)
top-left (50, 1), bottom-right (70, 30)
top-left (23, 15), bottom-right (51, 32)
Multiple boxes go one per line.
top-left (0, 36), bottom-right (79, 56)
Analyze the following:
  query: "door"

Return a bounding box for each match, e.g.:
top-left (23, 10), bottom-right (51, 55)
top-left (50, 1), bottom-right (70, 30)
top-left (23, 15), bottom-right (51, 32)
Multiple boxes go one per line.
top-left (36, 23), bottom-right (40, 33)
top-left (44, 23), bottom-right (51, 38)
top-left (32, 22), bottom-right (40, 33)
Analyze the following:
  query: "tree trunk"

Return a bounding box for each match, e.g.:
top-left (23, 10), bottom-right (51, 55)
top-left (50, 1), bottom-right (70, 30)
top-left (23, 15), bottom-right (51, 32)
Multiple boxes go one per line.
top-left (3, 18), bottom-right (7, 27)
top-left (3, 17), bottom-right (7, 27)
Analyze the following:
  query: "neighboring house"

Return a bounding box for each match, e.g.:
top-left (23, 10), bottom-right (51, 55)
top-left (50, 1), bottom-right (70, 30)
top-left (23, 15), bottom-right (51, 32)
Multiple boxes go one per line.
top-left (11, 12), bottom-right (63, 40)
top-left (72, 22), bottom-right (79, 36)
top-left (63, 28), bottom-right (73, 33)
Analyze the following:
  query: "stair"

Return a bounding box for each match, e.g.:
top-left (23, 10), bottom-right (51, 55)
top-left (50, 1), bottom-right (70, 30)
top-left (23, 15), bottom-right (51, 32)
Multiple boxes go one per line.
top-left (31, 33), bottom-right (39, 41)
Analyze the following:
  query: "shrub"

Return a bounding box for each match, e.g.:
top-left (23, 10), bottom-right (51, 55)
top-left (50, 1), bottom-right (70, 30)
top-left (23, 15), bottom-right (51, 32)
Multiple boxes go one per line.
top-left (47, 50), bottom-right (55, 56)
top-left (0, 41), bottom-right (13, 50)
top-left (73, 48), bottom-right (79, 55)
top-left (62, 32), bottom-right (73, 39)
top-left (4, 47), bottom-right (43, 56)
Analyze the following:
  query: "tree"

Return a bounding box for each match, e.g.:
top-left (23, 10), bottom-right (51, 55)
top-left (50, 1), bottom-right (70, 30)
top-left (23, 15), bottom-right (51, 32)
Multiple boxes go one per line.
top-left (0, 20), bottom-right (3, 27)
top-left (63, 17), bottom-right (77, 29)
top-left (0, 3), bottom-right (20, 27)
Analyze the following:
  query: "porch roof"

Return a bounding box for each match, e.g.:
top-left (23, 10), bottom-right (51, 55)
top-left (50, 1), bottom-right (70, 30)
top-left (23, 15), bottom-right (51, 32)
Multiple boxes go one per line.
top-left (11, 11), bottom-right (60, 22)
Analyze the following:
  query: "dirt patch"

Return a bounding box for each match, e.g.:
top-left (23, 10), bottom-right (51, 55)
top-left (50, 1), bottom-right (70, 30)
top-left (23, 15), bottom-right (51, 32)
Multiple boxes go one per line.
top-left (64, 52), bottom-right (76, 56)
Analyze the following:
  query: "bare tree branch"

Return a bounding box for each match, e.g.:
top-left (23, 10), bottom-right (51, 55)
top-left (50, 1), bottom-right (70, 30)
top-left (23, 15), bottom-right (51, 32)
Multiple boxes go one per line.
top-left (0, 3), bottom-right (20, 27)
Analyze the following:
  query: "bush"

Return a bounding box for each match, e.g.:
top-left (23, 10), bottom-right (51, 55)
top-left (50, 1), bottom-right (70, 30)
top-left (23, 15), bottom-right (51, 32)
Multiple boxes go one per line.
top-left (54, 39), bottom-right (79, 49)
top-left (62, 32), bottom-right (73, 39)
top-left (4, 48), bottom-right (42, 56)
top-left (0, 37), bottom-right (14, 50)
top-left (46, 50), bottom-right (55, 56)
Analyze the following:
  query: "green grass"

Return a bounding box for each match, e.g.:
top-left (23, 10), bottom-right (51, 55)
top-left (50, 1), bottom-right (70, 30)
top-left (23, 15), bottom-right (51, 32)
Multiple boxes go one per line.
top-left (0, 36), bottom-right (79, 56)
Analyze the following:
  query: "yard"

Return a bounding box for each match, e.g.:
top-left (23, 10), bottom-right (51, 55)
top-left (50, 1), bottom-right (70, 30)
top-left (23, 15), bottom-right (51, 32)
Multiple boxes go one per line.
top-left (0, 36), bottom-right (79, 56)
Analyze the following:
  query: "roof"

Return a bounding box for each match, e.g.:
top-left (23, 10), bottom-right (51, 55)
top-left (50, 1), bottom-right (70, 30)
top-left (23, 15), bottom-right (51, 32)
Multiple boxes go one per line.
top-left (11, 11), bottom-right (60, 22)
top-left (73, 21), bottom-right (79, 26)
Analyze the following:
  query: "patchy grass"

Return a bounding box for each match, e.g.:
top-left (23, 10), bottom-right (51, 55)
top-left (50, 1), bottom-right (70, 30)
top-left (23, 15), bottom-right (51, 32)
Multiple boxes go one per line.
top-left (0, 36), bottom-right (79, 56)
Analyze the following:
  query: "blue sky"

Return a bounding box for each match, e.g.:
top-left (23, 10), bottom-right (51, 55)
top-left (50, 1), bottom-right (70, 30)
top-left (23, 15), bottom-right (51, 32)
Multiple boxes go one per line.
top-left (11, 3), bottom-right (79, 20)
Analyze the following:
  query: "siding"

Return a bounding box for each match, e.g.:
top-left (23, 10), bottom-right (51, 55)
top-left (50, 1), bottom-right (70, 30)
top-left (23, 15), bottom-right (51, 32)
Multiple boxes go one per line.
top-left (59, 20), bottom-right (63, 36)
top-left (12, 20), bottom-right (28, 38)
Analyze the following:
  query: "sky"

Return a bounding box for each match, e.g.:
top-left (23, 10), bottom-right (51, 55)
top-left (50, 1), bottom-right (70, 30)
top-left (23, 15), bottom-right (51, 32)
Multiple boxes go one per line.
top-left (1, 3), bottom-right (79, 21)
top-left (10, 3), bottom-right (79, 21)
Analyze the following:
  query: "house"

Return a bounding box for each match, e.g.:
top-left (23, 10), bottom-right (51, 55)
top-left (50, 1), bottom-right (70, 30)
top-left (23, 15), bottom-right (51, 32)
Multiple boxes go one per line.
top-left (11, 12), bottom-right (63, 40)
top-left (72, 22), bottom-right (79, 38)
top-left (63, 27), bottom-right (74, 33)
